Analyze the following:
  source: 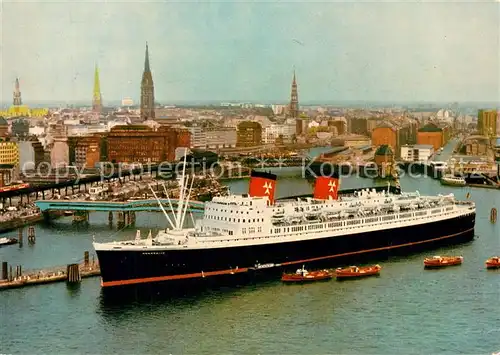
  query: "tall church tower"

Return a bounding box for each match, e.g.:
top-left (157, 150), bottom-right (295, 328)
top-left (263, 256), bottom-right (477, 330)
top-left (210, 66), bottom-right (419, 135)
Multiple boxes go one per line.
top-left (92, 65), bottom-right (102, 114)
top-left (289, 70), bottom-right (299, 118)
top-left (13, 78), bottom-right (22, 106)
top-left (140, 43), bottom-right (155, 121)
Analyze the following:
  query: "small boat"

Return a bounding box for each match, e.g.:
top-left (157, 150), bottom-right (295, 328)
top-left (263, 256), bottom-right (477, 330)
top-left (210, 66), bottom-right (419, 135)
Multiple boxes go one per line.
top-left (486, 256), bottom-right (500, 269)
top-left (335, 265), bottom-right (381, 279)
top-left (0, 237), bottom-right (18, 247)
top-left (281, 266), bottom-right (333, 283)
top-left (424, 255), bottom-right (463, 268)
top-left (64, 211), bottom-right (74, 216)
top-left (440, 175), bottom-right (466, 187)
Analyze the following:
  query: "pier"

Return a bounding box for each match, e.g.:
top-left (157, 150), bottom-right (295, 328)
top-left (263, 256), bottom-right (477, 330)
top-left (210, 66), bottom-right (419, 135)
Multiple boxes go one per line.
top-left (0, 252), bottom-right (100, 291)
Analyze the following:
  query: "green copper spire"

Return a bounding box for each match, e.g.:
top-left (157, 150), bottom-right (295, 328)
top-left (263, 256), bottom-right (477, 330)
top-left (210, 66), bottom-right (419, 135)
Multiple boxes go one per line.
top-left (92, 64), bottom-right (102, 113)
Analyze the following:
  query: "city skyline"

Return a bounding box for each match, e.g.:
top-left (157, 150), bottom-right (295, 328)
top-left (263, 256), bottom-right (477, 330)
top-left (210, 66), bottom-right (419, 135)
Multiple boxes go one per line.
top-left (1, 1), bottom-right (499, 104)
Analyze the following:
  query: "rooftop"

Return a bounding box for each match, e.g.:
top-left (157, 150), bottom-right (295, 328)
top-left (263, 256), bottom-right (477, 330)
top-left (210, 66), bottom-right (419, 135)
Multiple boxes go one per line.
top-left (403, 144), bottom-right (434, 150)
top-left (418, 123), bottom-right (442, 133)
top-left (375, 144), bottom-right (393, 156)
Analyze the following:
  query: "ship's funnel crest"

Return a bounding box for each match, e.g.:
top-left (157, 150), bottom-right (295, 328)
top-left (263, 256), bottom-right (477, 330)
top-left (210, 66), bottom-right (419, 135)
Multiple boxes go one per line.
top-left (248, 170), bottom-right (277, 204)
top-left (314, 176), bottom-right (339, 200)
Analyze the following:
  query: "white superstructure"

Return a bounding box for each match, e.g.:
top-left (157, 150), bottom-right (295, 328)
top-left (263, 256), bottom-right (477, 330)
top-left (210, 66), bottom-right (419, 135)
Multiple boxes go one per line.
top-left (94, 182), bottom-right (476, 252)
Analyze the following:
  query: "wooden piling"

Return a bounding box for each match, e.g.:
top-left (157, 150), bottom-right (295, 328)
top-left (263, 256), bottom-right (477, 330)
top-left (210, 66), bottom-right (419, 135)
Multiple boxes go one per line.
top-left (2, 262), bottom-right (8, 280)
top-left (9, 266), bottom-right (13, 281)
top-left (28, 226), bottom-right (35, 244)
top-left (108, 211), bottom-right (113, 223)
top-left (18, 228), bottom-right (23, 247)
top-left (66, 264), bottom-right (81, 283)
top-left (491, 208), bottom-right (497, 223)
top-left (84, 251), bottom-right (89, 267)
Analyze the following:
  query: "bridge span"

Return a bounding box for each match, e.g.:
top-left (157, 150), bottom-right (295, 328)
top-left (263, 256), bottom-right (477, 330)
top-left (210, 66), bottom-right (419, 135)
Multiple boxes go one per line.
top-left (34, 199), bottom-right (205, 213)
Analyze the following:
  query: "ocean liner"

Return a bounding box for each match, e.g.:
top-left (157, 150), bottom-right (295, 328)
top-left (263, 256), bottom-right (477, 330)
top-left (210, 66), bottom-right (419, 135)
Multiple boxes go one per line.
top-left (93, 157), bottom-right (476, 288)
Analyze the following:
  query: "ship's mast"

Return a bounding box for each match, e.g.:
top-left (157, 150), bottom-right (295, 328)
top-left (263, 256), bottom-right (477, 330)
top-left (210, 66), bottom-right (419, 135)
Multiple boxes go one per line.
top-left (162, 182), bottom-right (178, 226)
top-left (149, 185), bottom-right (175, 229)
top-left (175, 154), bottom-right (188, 230)
top-left (179, 175), bottom-right (194, 229)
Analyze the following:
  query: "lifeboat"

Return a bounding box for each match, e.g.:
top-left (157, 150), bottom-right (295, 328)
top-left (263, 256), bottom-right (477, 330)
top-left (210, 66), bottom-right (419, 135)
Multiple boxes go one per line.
top-left (486, 256), bottom-right (500, 269)
top-left (335, 265), bottom-right (381, 279)
top-left (424, 255), bottom-right (463, 268)
top-left (281, 267), bottom-right (333, 283)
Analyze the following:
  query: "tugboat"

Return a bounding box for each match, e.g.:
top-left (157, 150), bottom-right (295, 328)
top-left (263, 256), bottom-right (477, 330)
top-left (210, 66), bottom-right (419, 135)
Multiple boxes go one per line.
top-left (485, 256), bottom-right (500, 269)
top-left (281, 266), bottom-right (333, 283)
top-left (0, 237), bottom-right (18, 247)
top-left (335, 265), bottom-right (381, 280)
top-left (424, 255), bottom-right (463, 268)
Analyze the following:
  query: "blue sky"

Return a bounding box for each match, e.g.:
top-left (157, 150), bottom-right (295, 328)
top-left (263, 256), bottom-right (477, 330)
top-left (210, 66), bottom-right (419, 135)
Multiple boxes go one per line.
top-left (1, 0), bottom-right (499, 104)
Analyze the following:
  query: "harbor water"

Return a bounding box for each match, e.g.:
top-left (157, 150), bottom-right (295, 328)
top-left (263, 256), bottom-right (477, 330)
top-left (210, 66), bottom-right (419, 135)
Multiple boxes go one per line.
top-left (1, 170), bottom-right (499, 354)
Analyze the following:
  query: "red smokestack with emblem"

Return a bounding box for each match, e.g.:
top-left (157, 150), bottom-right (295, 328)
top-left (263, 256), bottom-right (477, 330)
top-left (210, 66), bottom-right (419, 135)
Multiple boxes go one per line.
top-left (248, 170), bottom-right (277, 204)
top-left (313, 176), bottom-right (339, 200)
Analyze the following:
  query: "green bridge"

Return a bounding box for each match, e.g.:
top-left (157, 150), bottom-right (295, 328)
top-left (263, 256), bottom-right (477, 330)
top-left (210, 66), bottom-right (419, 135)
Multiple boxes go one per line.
top-left (34, 199), bottom-right (205, 213)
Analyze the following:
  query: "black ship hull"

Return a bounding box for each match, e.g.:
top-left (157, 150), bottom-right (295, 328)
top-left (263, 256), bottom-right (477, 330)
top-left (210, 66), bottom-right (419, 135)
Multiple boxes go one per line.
top-left (96, 213), bottom-right (475, 289)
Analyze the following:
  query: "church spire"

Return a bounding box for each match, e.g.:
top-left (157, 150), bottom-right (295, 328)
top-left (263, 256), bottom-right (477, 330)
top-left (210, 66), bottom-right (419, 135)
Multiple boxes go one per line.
top-left (13, 78), bottom-right (22, 106)
top-left (145, 42), bottom-right (150, 72)
top-left (289, 69), bottom-right (299, 119)
top-left (92, 64), bottom-right (102, 114)
top-left (141, 42), bottom-right (155, 121)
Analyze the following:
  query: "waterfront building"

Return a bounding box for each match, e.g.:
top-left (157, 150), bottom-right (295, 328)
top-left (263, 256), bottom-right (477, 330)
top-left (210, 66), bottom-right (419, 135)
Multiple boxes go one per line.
top-left (478, 109), bottom-right (497, 137)
top-left (140, 43), bottom-right (155, 121)
top-left (50, 140), bottom-right (69, 168)
top-left (417, 123), bottom-right (444, 151)
top-left (68, 136), bottom-right (101, 168)
top-left (0, 117), bottom-right (8, 137)
top-left (48, 120), bottom-right (69, 168)
top-left (0, 164), bottom-right (15, 187)
top-left (366, 118), bottom-right (380, 133)
top-left (187, 125), bottom-right (206, 149)
top-left (18, 139), bottom-right (45, 171)
top-left (107, 125), bottom-right (190, 164)
top-left (92, 65), bottom-right (103, 114)
top-left (0, 139), bottom-right (19, 167)
top-left (371, 122), bottom-right (397, 150)
top-left (328, 119), bottom-right (346, 136)
top-left (374, 144), bottom-right (395, 176)
top-left (263, 123), bottom-right (296, 144)
top-left (463, 135), bottom-right (489, 156)
top-left (348, 117), bottom-right (369, 136)
top-left (237, 121), bottom-right (262, 147)
top-left (204, 127), bottom-right (237, 149)
top-left (400, 144), bottom-right (434, 163)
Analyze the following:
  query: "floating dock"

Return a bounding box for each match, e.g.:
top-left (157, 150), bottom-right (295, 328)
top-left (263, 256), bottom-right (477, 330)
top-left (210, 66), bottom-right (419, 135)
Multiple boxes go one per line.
top-left (0, 255), bottom-right (100, 291)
